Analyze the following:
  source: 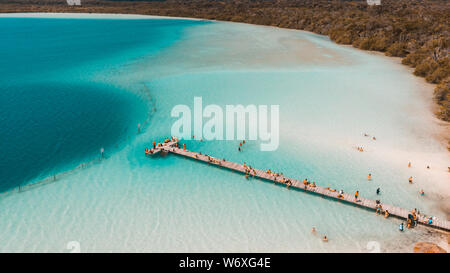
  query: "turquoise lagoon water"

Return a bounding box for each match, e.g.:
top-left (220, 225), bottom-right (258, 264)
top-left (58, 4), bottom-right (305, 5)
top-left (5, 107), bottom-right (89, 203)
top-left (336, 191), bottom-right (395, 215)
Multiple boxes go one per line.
top-left (0, 16), bottom-right (449, 252)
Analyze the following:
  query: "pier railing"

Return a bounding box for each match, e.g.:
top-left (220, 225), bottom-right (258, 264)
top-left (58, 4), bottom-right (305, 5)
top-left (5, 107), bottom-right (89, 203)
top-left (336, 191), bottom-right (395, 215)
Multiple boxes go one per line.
top-left (149, 140), bottom-right (450, 233)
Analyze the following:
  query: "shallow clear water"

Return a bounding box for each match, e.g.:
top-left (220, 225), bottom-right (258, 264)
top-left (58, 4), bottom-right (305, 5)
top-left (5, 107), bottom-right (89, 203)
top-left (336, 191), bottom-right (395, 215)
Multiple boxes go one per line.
top-left (0, 17), bottom-right (200, 190)
top-left (0, 17), bottom-right (448, 252)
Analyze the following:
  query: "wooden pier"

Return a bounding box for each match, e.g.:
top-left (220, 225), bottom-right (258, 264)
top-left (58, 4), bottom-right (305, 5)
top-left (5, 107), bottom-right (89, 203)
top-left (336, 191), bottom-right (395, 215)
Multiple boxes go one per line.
top-left (149, 139), bottom-right (450, 232)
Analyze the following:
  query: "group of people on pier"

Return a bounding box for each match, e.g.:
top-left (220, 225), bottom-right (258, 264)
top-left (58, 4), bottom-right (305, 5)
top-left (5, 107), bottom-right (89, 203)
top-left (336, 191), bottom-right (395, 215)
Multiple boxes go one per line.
top-left (303, 179), bottom-right (317, 189)
top-left (407, 209), bottom-right (419, 228)
top-left (145, 136), bottom-right (179, 155)
top-left (242, 162), bottom-right (257, 179)
top-left (374, 200), bottom-right (389, 218)
top-left (264, 169), bottom-right (293, 187)
top-left (404, 208), bottom-right (433, 229)
top-left (145, 137), bottom-right (442, 233)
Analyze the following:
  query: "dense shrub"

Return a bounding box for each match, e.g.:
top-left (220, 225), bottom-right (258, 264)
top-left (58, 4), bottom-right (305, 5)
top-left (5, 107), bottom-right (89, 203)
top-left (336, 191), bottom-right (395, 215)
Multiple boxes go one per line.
top-left (386, 42), bottom-right (408, 57)
top-left (434, 78), bottom-right (450, 121)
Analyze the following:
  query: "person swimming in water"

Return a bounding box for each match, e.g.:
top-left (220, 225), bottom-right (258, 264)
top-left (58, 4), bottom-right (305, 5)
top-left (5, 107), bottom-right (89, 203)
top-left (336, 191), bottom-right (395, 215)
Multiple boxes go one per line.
top-left (419, 189), bottom-right (425, 196)
top-left (376, 188), bottom-right (380, 195)
top-left (368, 174), bottom-right (372, 181)
top-left (408, 176), bottom-right (413, 184)
top-left (322, 236), bottom-right (328, 242)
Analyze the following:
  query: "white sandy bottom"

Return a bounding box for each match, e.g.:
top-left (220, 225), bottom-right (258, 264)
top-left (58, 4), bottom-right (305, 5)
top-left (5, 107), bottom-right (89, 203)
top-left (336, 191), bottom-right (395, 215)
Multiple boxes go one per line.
top-left (0, 14), bottom-right (449, 252)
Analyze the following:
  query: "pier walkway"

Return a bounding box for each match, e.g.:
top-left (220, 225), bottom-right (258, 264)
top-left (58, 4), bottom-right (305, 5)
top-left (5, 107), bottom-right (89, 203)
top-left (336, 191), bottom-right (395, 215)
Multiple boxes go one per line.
top-left (148, 140), bottom-right (450, 232)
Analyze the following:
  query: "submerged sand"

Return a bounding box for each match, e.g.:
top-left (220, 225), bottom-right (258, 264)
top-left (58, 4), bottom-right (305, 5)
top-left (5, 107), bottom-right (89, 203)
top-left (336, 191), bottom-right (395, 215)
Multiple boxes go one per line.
top-left (1, 12), bottom-right (449, 252)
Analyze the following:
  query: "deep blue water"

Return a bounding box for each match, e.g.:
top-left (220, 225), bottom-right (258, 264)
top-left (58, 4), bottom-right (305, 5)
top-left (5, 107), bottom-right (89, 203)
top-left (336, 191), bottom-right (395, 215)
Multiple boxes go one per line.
top-left (0, 16), bottom-right (447, 253)
top-left (0, 18), bottom-right (207, 191)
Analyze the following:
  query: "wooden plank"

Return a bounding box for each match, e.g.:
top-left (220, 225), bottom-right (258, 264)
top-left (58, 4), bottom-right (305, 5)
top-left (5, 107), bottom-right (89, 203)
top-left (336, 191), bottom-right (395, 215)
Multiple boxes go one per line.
top-left (150, 140), bottom-right (450, 232)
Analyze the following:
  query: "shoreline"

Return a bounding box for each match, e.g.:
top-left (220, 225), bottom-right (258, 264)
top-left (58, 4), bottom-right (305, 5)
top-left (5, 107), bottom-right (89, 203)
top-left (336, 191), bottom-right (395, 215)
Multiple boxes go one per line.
top-left (2, 12), bottom-right (448, 150)
top-left (2, 12), bottom-right (449, 251)
top-left (4, 11), bottom-right (449, 188)
top-left (0, 12), bottom-right (206, 20)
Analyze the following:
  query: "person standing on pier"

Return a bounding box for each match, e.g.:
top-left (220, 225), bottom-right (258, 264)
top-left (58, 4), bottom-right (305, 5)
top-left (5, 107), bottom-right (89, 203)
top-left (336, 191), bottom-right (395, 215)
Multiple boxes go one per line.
top-left (354, 191), bottom-right (359, 201)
